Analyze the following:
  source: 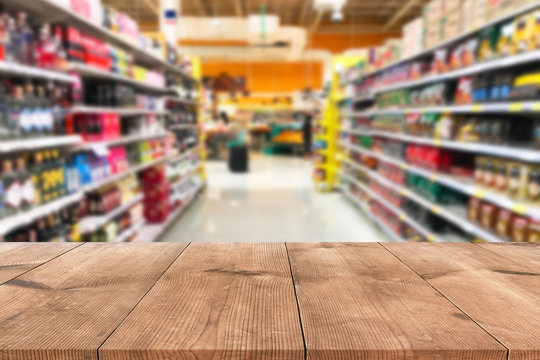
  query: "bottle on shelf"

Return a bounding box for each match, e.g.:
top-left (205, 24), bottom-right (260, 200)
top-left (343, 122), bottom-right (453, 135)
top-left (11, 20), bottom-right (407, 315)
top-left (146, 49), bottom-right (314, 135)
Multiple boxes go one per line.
top-left (17, 156), bottom-right (34, 211)
top-left (7, 84), bottom-right (22, 139)
top-left (31, 152), bottom-right (43, 207)
top-left (1, 159), bottom-right (21, 217)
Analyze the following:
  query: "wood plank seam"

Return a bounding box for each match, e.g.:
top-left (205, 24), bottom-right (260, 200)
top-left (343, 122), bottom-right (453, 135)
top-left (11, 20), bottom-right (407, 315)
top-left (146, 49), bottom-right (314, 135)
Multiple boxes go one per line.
top-left (378, 242), bottom-right (512, 359)
top-left (0, 243), bottom-right (85, 287)
top-left (95, 242), bottom-right (193, 359)
top-left (284, 242), bottom-right (308, 360)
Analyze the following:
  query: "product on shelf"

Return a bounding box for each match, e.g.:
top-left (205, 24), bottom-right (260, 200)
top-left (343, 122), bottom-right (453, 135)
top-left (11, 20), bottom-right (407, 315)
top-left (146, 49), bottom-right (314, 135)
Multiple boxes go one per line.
top-left (2, 202), bottom-right (81, 242)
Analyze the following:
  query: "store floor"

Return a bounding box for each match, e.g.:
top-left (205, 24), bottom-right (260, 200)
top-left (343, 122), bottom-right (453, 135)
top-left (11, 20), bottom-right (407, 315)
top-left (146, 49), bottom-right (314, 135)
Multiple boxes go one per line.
top-left (160, 155), bottom-right (387, 242)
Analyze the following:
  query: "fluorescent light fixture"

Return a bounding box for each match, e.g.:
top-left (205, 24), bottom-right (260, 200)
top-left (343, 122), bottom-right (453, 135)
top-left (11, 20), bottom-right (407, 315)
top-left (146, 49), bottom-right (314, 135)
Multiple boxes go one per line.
top-left (314, 0), bottom-right (346, 11)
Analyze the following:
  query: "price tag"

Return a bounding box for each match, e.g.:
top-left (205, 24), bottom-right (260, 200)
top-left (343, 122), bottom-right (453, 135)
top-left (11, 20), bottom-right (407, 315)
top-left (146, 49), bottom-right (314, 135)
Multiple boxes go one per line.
top-left (432, 206), bottom-right (441, 214)
top-left (401, 163), bottom-right (409, 170)
top-left (442, 107), bottom-right (451, 113)
top-left (531, 102), bottom-right (540, 111)
top-left (427, 234), bottom-right (436, 242)
top-left (472, 189), bottom-right (486, 199)
top-left (508, 103), bottom-right (524, 112)
top-left (429, 174), bottom-right (438, 182)
top-left (472, 104), bottom-right (483, 112)
top-left (511, 203), bottom-right (528, 215)
top-left (399, 214), bottom-right (406, 221)
top-left (433, 139), bottom-right (442, 147)
top-left (399, 188), bottom-right (408, 196)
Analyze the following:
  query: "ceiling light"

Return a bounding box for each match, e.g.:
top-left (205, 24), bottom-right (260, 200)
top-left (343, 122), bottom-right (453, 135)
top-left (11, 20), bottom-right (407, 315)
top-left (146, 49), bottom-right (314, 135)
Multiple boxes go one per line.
top-left (331, 10), bottom-right (344, 23)
top-left (313, 0), bottom-right (346, 11)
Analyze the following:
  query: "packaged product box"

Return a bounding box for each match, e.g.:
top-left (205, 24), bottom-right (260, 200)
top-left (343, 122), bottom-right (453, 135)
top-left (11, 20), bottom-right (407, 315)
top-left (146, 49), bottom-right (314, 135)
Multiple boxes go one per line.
top-left (445, 0), bottom-right (463, 14)
top-left (480, 202), bottom-right (498, 230)
top-left (142, 165), bottom-right (167, 183)
top-left (511, 216), bottom-right (529, 242)
top-left (424, 0), bottom-right (446, 22)
top-left (495, 209), bottom-right (513, 238)
top-left (444, 10), bottom-right (463, 39)
top-left (402, 17), bottom-right (425, 58)
top-left (527, 220), bottom-right (540, 242)
top-left (424, 19), bottom-right (444, 48)
top-left (144, 202), bottom-right (171, 223)
top-left (490, 0), bottom-right (530, 20)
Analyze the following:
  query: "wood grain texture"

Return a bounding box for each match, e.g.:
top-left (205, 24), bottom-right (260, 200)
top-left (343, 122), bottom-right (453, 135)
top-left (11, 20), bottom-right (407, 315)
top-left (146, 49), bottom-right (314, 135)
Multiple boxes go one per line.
top-left (0, 242), bottom-right (188, 360)
top-left (382, 242), bottom-right (540, 360)
top-left (0, 243), bottom-right (81, 284)
top-left (100, 243), bottom-right (304, 360)
top-left (287, 242), bottom-right (507, 360)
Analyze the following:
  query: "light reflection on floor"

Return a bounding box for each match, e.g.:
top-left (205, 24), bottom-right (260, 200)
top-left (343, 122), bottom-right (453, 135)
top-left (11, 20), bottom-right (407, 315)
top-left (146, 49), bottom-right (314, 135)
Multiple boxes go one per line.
top-left (160, 155), bottom-right (386, 242)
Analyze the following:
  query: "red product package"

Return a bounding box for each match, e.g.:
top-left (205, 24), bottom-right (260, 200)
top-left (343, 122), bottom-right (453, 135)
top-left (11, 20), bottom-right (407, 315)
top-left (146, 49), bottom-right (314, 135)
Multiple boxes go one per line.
top-left (144, 202), bottom-right (171, 223)
top-left (142, 165), bottom-right (167, 184)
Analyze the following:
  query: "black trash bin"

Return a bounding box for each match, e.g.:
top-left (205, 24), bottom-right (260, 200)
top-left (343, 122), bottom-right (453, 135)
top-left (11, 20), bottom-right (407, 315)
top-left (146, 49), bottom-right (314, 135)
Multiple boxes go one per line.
top-left (228, 145), bottom-right (249, 173)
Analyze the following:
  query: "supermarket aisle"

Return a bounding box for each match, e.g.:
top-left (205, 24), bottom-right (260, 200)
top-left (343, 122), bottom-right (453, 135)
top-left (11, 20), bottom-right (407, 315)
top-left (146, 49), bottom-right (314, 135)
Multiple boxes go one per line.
top-left (160, 155), bottom-right (386, 242)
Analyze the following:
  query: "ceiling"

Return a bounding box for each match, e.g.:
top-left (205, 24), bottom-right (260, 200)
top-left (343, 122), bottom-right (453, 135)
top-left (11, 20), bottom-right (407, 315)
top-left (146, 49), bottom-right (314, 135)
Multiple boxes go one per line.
top-left (103, 0), bottom-right (429, 33)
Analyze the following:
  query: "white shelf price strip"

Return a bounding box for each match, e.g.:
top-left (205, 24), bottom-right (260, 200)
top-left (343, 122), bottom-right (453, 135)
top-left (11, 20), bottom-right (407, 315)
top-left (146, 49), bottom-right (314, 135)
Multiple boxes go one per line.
top-left (373, 50), bottom-right (540, 94)
top-left (0, 61), bottom-right (76, 83)
top-left (340, 170), bottom-right (442, 242)
top-left (345, 2), bottom-right (540, 81)
top-left (340, 127), bottom-right (540, 163)
top-left (339, 147), bottom-right (506, 242)
top-left (339, 184), bottom-right (404, 243)
top-left (0, 193), bottom-right (83, 236)
top-left (340, 140), bottom-right (540, 220)
top-left (78, 194), bottom-right (143, 234)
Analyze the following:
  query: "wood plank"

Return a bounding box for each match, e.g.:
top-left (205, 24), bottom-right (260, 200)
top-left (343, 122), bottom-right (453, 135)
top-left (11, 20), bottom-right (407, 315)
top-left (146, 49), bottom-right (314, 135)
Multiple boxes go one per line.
top-left (287, 242), bottom-right (507, 360)
top-left (382, 242), bottom-right (540, 360)
top-left (0, 243), bottom-right (81, 285)
top-left (0, 242), bottom-right (188, 360)
top-left (100, 243), bottom-right (304, 360)
top-left (475, 242), bottom-right (540, 269)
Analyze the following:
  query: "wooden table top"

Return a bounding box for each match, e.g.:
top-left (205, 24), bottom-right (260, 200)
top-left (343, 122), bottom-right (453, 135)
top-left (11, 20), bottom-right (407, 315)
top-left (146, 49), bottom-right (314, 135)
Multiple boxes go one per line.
top-left (0, 242), bottom-right (538, 360)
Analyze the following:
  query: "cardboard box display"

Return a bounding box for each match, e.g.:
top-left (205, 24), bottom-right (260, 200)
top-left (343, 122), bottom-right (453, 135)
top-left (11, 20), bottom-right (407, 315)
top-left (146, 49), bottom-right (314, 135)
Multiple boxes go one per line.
top-left (444, 10), bottom-right (463, 39)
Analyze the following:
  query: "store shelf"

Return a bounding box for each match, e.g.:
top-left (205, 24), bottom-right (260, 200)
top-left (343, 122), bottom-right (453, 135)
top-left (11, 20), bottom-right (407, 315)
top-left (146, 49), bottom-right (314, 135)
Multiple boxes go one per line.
top-left (163, 96), bottom-right (199, 106)
top-left (82, 155), bottom-right (170, 192)
top-left (340, 127), bottom-right (540, 162)
top-left (0, 61), bottom-right (76, 83)
top-left (351, 1), bottom-right (540, 81)
top-left (368, 101), bottom-right (540, 115)
top-left (79, 133), bottom-right (169, 150)
top-left (340, 170), bottom-right (443, 242)
top-left (114, 219), bottom-right (145, 243)
top-left (373, 50), bottom-right (540, 94)
top-left (13, 0), bottom-right (195, 82)
top-left (67, 63), bottom-right (173, 94)
top-left (0, 192), bottom-right (83, 236)
top-left (168, 146), bottom-right (202, 163)
top-left (340, 140), bottom-right (540, 221)
top-left (137, 184), bottom-right (204, 242)
top-left (70, 106), bottom-right (168, 116)
top-left (0, 135), bottom-right (82, 153)
top-left (78, 194), bottom-right (143, 234)
top-left (169, 124), bottom-right (200, 130)
top-left (339, 144), bottom-right (507, 242)
top-left (339, 184), bottom-right (404, 243)
top-left (170, 164), bottom-right (202, 188)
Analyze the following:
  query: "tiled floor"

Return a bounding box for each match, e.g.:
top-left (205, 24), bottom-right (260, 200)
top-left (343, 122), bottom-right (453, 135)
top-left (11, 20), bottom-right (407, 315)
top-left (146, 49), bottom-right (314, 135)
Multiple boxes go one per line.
top-left (160, 155), bottom-right (387, 242)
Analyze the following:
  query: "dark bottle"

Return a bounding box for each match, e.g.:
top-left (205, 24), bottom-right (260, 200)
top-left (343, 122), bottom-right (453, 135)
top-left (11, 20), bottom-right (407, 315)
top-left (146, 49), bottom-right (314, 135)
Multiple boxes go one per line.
top-left (31, 152), bottom-right (43, 207)
top-left (0, 82), bottom-right (9, 140)
top-left (14, 12), bottom-right (35, 65)
top-left (6, 85), bottom-right (22, 138)
top-left (1, 160), bottom-right (21, 216)
top-left (20, 83), bottom-right (34, 138)
top-left (17, 157), bottom-right (34, 211)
